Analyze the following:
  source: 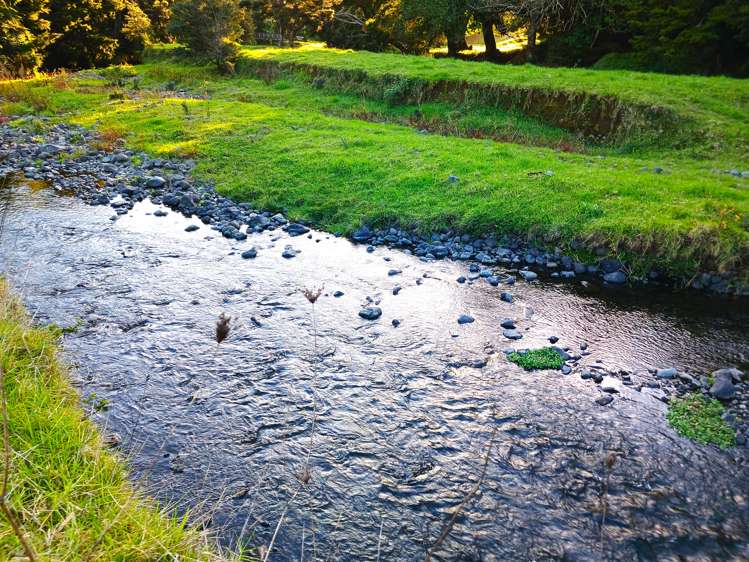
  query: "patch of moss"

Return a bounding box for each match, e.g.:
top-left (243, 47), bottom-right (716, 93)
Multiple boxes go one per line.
top-left (666, 394), bottom-right (735, 448)
top-left (507, 347), bottom-right (564, 370)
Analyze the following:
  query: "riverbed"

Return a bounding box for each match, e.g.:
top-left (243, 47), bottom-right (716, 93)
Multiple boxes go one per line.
top-left (2, 175), bottom-right (748, 560)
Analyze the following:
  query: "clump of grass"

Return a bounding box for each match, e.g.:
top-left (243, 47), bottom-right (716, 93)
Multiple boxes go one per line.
top-left (666, 393), bottom-right (735, 448)
top-left (0, 279), bottom-right (225, 559)
top-left (507, 347), bottom-right (564, 370)
top-left (91, 126), bottom-right (126, 151)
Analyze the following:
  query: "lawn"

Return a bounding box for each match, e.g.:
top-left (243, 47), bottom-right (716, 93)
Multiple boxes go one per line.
top-left (1, 46), bottom-right (748, 279)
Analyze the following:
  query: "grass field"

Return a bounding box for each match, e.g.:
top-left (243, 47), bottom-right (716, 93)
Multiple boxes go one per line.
top-left (0, 279), bottom-right (227, 560)
top-left (1, 45), bottom-right (748, 280)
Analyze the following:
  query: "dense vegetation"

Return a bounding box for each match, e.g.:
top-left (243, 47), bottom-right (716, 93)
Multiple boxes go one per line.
top-left (0, 279), bottom-right (225, 559)
top-left (2, 0), bottom-right (748, 77)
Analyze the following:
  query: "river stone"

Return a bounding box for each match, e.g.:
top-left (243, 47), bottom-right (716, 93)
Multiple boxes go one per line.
top-left (359, 307), bottom-right (382, 321)
top-left (548, 335), bottom-right (559, 344)
top-left (710, 370), bottom-right (736, 400)
top-left (596, 395), bottom-right (614, 406)
top-left (286, 223), bottom-right (310, 237)
top-left (457, 314), bottom-right (475, 325)
top-left (520, 270), bottom-right (538, 281)
top-left (388, 269), bottom-right (402, 276)
top-left (153, 209), bottom-right (168, 217)
top-left (561, 365), bottom-right (572, 375)
top-left (711, 367), bottom-right (744, 383)
top-left (500, 292), bottom-right (513, 303)
top-left (656, 367), bottom-right (678, 379)
top-left (457, 276), bottom-right (466, 284)
top-left (500, 318), bottom-right (515, 329)
top-left (282, 246), bottom-right (297, 258)
top-left (352, 226), bottom-right (373, 242)
top-left (333, 291), bottom-right (344, 297)
top-left (241, 247), bottom-right (258, 259)
top-left (145, 176), bottom-right (166, 188)
top-left (185, 224), bottom-right (200, 232)
top-left (603, 271), bottom-right (626, 284)
top-left (503, 328), bottom-right (522, 340)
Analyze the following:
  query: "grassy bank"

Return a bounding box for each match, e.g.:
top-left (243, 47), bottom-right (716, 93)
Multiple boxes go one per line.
top-left (1, 47), bottom-right (748, 279)
top-left (0, 279), bottom-right (224, 560)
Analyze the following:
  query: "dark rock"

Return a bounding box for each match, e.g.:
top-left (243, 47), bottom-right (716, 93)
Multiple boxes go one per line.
top-left (561, 365), bottom-right (572, 374)
top-left (520, 270), bottom-right (538, 281)
top-left (710, 370), bottom-right (736, 400)
top-left (352, 226), bottom-right (373, 243)
top-left (392, 319), bottom-right (401, 327)
top-left (359, 307), bottom-right (382, 320)
top-left (548, 336), bottom-right (559, 344)
top-left (503, 328), bottom-right (522, 340)
top-left (153, 209), bottom-right (168, 217)
top-left (603, 271), bottom-right (626, 284)
top-left (145, 176), bottom-right (166, 188)
top-left (333, 290), bottom-right (344, 297)
top-left (392, 286), bottom-right (402, 295)
top-left (241, 247), bottom-right (258, 259)
top-left (500, 318), bottom-right (515, 329)
top-left (457, 314), bottom-right (475, 325)
top-left (388, 269), bottom-right (402, 276)
top-left (595, 395), bottom-right (614, 406)
top-left (500, 292), bottom-right (513, 303)
top-left (457, 276), bottom-right (466, 284)
top-left (282, 246), bottom-right (297, 258)
top-left (185, 224), bottom-right (200, 232)
top-left (286, 223), bottom-right (310, 237)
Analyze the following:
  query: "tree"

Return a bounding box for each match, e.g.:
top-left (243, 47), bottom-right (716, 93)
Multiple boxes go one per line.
top-left (169, 0), bottom-right (244, 72)
top-left (402, 0), bottom-right (471, 56)
top-left (44, 0), bottom-right (151, 70)
top-left (139, 0), bottom-right (174, 42)
top-left (621, 0), bottom-right (749, 75)
top-left (0, 0), bottom-right (53, 76)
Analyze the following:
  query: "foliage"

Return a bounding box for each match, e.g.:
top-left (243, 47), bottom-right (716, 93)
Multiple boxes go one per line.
top-left (44, 0), bottom-right (152, 70)
top-left (621, 0), bottom-right (749, 76)
top-left (169, 0), bottom-right (244, 72)
top-left (0, 279), bottom-right (225, 559)
top-left (139, 0), bottom-right (175, 42)
top-left (0, 0), bottom-right (54, 77)
top-left (507, 348), bottom-right (564, 370)
top-left (666, 394), bottom-right (736, 448)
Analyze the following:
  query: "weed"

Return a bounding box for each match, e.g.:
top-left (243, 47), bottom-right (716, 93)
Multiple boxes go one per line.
top-left (666, 393), bottom-right (735, 448)
top-left (508, 348), bottom-right (564, 370)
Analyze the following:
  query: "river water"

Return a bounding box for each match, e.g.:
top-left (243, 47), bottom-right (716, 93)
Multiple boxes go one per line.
top-left (1, 179), bottom-right (748, 561)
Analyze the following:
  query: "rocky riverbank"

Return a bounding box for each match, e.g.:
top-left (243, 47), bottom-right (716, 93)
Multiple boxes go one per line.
top-left (1, 118), bottom-right (747, 446)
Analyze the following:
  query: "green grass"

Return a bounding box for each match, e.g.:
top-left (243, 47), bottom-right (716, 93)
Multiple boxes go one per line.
top-left (0, 279), bottom-right (228, 560)
top-left (507, 348), bottom-right (564, 370)
top-left (666, 393), bottom-right (736, 448)
top-left (231, 43), bottom-right (749, 155)
top-left (1, 47), bottom-right (748, 279)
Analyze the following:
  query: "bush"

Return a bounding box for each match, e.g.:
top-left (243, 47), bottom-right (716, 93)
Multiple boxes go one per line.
top-left (169, 0), bottom-right (244, 73)
top-left (666, 394), bottom-right (735, 448)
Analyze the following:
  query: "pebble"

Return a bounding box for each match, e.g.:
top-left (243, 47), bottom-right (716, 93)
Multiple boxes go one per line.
top-left (457, 314), bottom-right (475, 325)
top-left (241, 247), bottom-right (257, 259)
top-left (500, 292), bottom-right (513, 303)
top-left (333, 290), bottom-right (344, 297)
top-left (595, 395), bottom-right (614, 406)
top-left (548, 336), bottom-right (559, 344)
top-left (457, 276), bottom-right (466, 284)
top-left (388, 269), bottom-right (402, 276)
top-left (153, 209), bottom-right (168, 217)
top-left (185, 224), bottom-right (200, 232)
top-left (500, 318), bottom-right (515, 329)
top-left (359, 307), bottom-right (382, 320)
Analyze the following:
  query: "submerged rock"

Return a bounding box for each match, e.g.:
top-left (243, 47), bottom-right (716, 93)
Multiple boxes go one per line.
top-left (457, 314), bottom-right (475, 325)
top-left (241, 247), bottom-right (258, 259)
top-left (359, 307), bottom-right (382, 321)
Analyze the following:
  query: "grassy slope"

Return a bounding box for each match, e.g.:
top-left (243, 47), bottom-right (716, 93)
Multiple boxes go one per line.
top-left (237, 43), bottom-right (749, 154)
top-left (1, 51), bottom-right (748, 278)
top-left (0, 279), bottom-right (224, 560)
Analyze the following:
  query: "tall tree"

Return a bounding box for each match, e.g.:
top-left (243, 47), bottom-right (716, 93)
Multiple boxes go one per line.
top-left (44, 0), bottom-right (151, 69)
top-left (139, 0), bottom-right (174, 41)
top-left (402, 0), bottom-right (471, 56)
top-left (0, 0), bottom-right (53, 76)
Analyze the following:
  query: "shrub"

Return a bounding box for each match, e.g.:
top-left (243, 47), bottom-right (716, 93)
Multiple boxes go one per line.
top-left (169, 0), bottom-right (244, 73)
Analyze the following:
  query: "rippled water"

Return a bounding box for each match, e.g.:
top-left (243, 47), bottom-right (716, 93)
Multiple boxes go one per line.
top-left (2, 181), bottom-right (748, 561)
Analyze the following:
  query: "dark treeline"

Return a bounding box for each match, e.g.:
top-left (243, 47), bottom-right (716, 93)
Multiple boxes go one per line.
top-left (1, 0), bottom-right (748, 77)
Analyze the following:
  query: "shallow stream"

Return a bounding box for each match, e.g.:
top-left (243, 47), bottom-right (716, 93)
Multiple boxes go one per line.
top-left (1, 180), bottom-right (748, 561)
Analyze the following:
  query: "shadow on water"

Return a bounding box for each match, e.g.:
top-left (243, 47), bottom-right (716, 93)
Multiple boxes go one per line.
top-left (1, 178), bottom-right (748, 561)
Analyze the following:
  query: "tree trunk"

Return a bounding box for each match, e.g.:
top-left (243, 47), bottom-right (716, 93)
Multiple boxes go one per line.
top-left (447, 34), bottom-right (468, 57)
top-left (527, 18), bottom-right (538, 61)
top-left (482, 20), bottom-right (498, 59)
